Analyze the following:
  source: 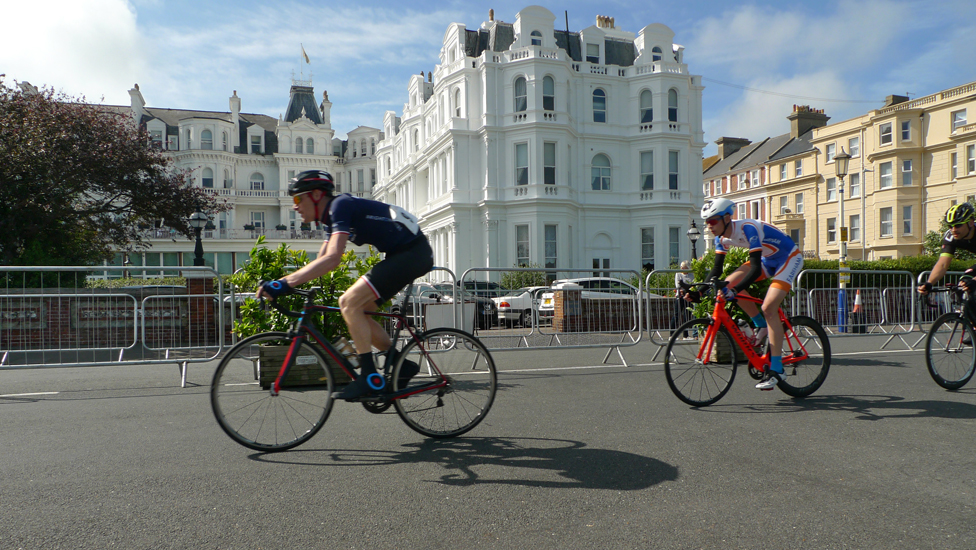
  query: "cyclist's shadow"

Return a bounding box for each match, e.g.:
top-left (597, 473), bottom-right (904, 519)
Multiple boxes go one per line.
top-left (258, 437), bottom-right (678, 490)
top-left (742, 393), bottom-right (976, 421)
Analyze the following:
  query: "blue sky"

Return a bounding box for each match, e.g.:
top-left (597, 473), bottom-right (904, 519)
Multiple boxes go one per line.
top-left (3, 0), bottom-right (974, 155)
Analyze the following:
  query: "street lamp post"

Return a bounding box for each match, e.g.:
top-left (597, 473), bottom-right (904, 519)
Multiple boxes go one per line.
top-left (188, 212), bottom-right (209, 267)
top-left (686, 220), bottom-right (701, 260)
top-left (833, 147), bottom-right (852, 332)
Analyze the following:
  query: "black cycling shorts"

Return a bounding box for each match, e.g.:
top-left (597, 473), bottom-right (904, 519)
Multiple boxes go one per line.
top-left (363, 234), bottom-right (434, 304)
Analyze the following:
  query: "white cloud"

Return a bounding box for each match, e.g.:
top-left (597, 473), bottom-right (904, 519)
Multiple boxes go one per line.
top-left (702, 71), bottom-right (863, 147)
top-left (0, 0), bottom-right (144, 103)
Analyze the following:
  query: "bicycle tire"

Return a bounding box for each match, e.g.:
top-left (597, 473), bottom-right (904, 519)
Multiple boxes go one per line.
top-left (211, 331), bottom-right (335, 452)
top-left (776, 316), bottom-right (831, 398)
top-left (924, 312), bottom-right (976, 390)
top-left (393, 328), bottom-right (497, 438)
top-left (664, 318), bottom-right (737, 407)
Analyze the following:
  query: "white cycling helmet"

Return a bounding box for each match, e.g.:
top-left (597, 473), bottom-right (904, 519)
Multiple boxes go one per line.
top-left (700, 198), bottom-right (735, 220)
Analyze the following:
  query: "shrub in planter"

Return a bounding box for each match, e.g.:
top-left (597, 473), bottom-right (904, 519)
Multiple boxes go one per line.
top-left (275, 224), bottom-right (287, 231)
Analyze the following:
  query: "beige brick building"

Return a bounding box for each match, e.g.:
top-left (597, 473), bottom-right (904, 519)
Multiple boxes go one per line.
top-left (703, 80), bottom-right (976, 260)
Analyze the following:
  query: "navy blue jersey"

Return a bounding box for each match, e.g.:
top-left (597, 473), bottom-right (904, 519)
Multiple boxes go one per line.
top-left (322, 194), bottom-right (421, 253)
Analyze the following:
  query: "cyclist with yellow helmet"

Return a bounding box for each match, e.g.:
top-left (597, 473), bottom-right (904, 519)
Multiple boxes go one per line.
top-left (918, 202), bottom-right (976, 295)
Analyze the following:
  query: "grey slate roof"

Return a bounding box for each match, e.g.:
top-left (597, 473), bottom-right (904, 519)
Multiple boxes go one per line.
top-left (284, 85), bottom-right (323, 124)
top-left (703, 132), bottom-right (798, 179)
top-left (137, 107), bottom-right (279, 155)
top-left (768, 129), bottom-right (817, 162)
top-left (462, 24), bottom-right (635, 66)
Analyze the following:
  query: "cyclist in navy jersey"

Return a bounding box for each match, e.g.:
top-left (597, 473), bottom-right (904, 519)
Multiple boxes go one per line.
top-left (918, 202), bottom-right (976, 296)
top-left (687, 198), bottom-right (804, 390)
top-left (256, 170), bottom-right (434, 400)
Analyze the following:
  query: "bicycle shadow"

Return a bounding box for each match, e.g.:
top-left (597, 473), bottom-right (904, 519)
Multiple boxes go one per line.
top-left (726, 394), bottom-right (976, 421)
top-left (252, 436), bottom-right (678, 490)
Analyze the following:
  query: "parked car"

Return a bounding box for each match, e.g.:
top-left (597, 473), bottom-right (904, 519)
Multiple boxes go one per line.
top-left (537, 277), bottom-right (648, 318)
top-left (432, 283), bottom-right (497, 329)
top-left (390, 282), bottom-right (451, 326)
top-left (492, 286), bottom-right (548, 327)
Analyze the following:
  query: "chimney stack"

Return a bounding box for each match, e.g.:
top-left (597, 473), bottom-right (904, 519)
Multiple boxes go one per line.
top-left (715, 137), bottom-right (751, 160)
top-left (787, 104), bottom-right (829, 138)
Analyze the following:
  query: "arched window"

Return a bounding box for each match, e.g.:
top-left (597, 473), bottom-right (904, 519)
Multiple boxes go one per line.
top-left (592, 89), bottom-right (606, 123)
top-left (514, 77), bottom-right (527, 112)
top-left (370, 139), bottom-right (375, 155)
top-left (640, 90), bottom-right (653, 123)
top-left (668, 89), bottom-right (678, 122)
top-left (295, 137), bottom-right (303, 154)
top-left (201, 167), bottom-right (214, 188)
top-left (222, 131), bottom-right (228, 151)
top-left (361, 141), bottom-right (367, 156)
top-left (306, 138), bottom-right (314, 154)
top-left (454, 88), bottom-right (462, 117)
top-left (530, 30), bottom-right (542, 46)
top-left (386, 157), bottom-right (391, 176)
top-left (413, 129), bottom-right (419, 152)
top-left (201, 130), bottom-right (213, 150)
top-left (591, 154), bottom-right (611, 190)
top-left (249, 172), bottom-right (264, 191)
top-left (223, 169), bottom-right (231, 188)
top-left (543, 76), bottom-right (555, 111)
top-left (351, 140), bottom-right (357, 157)
top-left (651, 46), bottom-right (662, 62)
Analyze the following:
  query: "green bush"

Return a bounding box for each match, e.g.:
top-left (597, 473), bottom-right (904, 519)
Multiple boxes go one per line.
top-left (229, 236), bottom-right (383, 340)
top-left (499, 263), bottom-right (548, 289)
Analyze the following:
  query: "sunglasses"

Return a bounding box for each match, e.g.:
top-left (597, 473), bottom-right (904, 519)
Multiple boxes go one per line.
top-left (951, 223), bottom-right (968, 229)
top-left (705, 216), bottom-right (724, 226)
top-left (292, 193), bottom-right (309, 206)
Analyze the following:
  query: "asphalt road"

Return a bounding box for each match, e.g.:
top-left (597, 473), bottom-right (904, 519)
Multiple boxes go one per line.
top-left (1, 335), bottom-right (974, 549)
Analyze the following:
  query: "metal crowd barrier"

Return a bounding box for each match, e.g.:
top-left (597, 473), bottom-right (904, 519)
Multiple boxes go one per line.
top-left (0, 266), bottom-right (224, 386)
top-left (458, 267), bottom-right (644, 366)
top-left (794, 269), bottom-right (916, 349)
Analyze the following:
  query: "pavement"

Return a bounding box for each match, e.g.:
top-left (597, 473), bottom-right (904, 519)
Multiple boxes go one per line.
top-left (1, 334), bottom-right (974, 549)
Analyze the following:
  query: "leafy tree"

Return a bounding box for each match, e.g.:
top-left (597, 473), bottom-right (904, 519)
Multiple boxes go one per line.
top-left (0, 76), bottom-right (225, 266)
top-left (499, 263), bottom-right (547, 289)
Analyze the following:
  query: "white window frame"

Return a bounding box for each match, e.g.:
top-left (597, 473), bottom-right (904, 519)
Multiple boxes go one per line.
top-left (850, 214), bottom-right (861, 242)
top-left (826, 178), bottom-right (837, 201)
top-left (952, 110), bottom-right (967, 132)
top-left (795, 193), bottom-right (804, 214)
top-left (779, 164), bottom-right (787, 181)
top-left (879, 161), bottom-right (893, 189)
top-left (640, 227), bottom-right (655, 271)
top-left (544, 224), bottom-right (557, 269)
top-left (795, 159), bottom-right (803, 177)
top-left (640, 151), bottom-right (653, 190)
top-left (902, 159), bottom-right (913, 186)
top-left (738, 203), bottom-right (747, 219)
top-left (901, 120), bottom-right (911, 142)
top-left (968, 145), bottom-right (976, 174)
top-left (826, 143), bottom-right (836, 163)
top-left (903, 205), bottom-right (913, 235)
top-left (880, 207), bottom-right (893, 237)
top-left (591, 154), bottom-right (611, 190)
top-left (880, 123), bottom-right (892, 145)
top-left (668, 151), bottom-right (679, 190)
top-left (544, 142), bottom-right (556, 185)
top-left (827, 218), bottom-right (836, 243)
top-left (515, 143), bottom-right (529, 186)
top-left (514, 77), bottom-right (527, 112)
top-left (750, 169), bottom-right (760, 188)
top-left (516, 224), bottom-right (530, 266)
top-left (779, 196), bottom-right (788, 214)
top-left (592, 89), bottom-right (607, 123)
top-left (669, 227), bottom-right (680, 267)
top-left (849, 136), bottom-right (860, 158)
top-left (951, 152), bottom-right (958, 180)
top-left (849, 172), bottom-right (860, 198)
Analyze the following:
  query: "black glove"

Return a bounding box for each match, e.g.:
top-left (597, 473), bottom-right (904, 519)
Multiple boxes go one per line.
top-left (259, 279), bottom-right (294, 299)
top-left (918, 281), bottom-right (933, 294)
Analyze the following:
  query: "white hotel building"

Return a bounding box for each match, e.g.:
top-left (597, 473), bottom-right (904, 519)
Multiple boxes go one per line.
top-left (120, 6), bottom-right (704, 279)
top-left (374, 6), bottom-right (704, 280)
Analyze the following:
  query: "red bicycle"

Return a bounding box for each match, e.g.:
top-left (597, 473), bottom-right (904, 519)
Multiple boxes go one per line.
top-left (664, 281), bottom-right (831, 407)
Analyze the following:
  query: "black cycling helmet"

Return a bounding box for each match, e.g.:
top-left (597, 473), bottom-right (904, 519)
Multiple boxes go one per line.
top-left (946, 202), bottom-right (976, 226)
top-left (288, 170), bottom-right (335, 196)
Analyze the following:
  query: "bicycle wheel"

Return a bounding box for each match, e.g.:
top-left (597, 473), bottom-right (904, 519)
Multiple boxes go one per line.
top-left (925, 312), bottom-right (976, 390)
top-left (393, 328), bottom-right (497, 438)
top-left (664, 318), bottom-right (737, 407)
top-left (776, 316), bottom-right (831, 398)
top-left (211, 332), bottom-right (335, 452)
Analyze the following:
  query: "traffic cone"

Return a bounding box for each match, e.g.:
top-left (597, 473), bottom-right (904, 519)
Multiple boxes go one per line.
top-left (852, 289), bottom-right (862, 313)
top-left (851, 289), bottom-right (865, 333)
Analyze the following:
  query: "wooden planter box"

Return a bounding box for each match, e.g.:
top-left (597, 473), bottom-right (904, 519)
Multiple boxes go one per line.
top-left (257, 344), bottom-right (353, 389)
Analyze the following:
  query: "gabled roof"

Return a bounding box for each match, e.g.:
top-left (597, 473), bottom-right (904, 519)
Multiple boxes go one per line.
top-left (768, 129), bottom-right (817, 162)
top-left (703, 132), bottom-right (794, 178)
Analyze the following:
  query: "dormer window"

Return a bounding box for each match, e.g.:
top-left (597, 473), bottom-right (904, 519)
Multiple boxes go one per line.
top-left (586, 43), bottom-right (600, 64)
top-left (530, 30), bottom-right (542, 46)
top-left (651, 46), bottom-right (662, 62)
